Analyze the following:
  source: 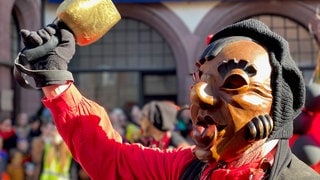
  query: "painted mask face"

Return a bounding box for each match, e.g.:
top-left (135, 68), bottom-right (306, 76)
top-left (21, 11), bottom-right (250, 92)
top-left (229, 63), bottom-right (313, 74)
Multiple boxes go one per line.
top-left (190, 40), bottom-right (273, 163)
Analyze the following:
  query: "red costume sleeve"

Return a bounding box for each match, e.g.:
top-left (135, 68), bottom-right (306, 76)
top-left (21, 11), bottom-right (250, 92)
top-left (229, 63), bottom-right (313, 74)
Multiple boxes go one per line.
top-left (42, 84), bottom-right (195, 180)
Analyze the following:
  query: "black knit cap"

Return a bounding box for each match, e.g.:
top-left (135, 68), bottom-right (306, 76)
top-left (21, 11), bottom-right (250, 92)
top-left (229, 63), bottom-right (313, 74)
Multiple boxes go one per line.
top-left (202, 19), bottom-right (305, 140)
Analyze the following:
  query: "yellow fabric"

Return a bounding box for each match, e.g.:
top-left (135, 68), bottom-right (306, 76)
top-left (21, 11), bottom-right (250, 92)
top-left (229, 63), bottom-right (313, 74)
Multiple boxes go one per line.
top-left (125, 123), bottom-right (141, 143)
top-left (40, 143), bottom-right (72, 180)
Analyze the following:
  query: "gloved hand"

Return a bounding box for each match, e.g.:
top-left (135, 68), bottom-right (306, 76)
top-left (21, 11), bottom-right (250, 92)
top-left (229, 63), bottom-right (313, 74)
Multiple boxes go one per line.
top-left (14, 22), bottom-right (75, 88)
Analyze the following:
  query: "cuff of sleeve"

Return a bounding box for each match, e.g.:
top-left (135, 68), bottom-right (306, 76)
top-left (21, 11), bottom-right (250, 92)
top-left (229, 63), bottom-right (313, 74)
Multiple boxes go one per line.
top-left (42, 83), bottom-right (83, 112)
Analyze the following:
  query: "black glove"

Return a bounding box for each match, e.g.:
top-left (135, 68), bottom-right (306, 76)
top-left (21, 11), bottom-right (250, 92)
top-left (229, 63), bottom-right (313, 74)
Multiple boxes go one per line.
top-left (14, 22), bottom-right (75, 88)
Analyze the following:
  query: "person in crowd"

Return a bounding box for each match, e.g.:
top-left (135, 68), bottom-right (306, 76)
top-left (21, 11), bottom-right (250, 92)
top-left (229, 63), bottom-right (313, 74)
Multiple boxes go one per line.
top-left (123, 102), bottom-right (142, 126)
top-left (0, 115), bottom-right (17, 153)
top-left (290, 83), bottom-right (320, 171)
top-left (17, 138), bottom-right (31, 162)
top-left (0, 137), bottom-right (9, 180)
top-left (14, 18), bottom-right (320, 179)
top-left (139, 100), bottom-right (189, 149)
top-left (6, 148), bottom-right (25, 180)
top-left (125, 118), bottom-right (141, 144)
top-left (6, 138), bottom-right (33, 180)
top-left (175, 105), bottom-right (194, 145)
top-left (31, 119), bottom-right (74, 180)
top-left (14, 112), bottom-right (30, 139)
top-left (122, 102), bottom-right (142, 144)
top-left (31, 105), bottom-right (88, 179)
top-left (27, 115), bottom-right (42, 141)
top-left (109, 107), bottom-right (128, 141)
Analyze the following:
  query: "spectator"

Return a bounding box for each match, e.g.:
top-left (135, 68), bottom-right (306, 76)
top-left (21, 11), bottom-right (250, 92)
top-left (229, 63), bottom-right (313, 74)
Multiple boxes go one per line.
top-left (123, 102), bottom-right (142, 143)
top-left (175, 105), bottom-right (194, 145)
top-left (31, 119), bottom-right (73, 180)
top-left (139, 100), bottom-right (189, 149)
top-left (290, 83), bottom-right (320, 170)
top-left (27, 115), bottom-right (42, 141)
top-left (16, 138), bottom-right (32, 166)
top-left (123, 102), bottom-right (142, 126)
top-left (0, 137), bottom-right (9, 180)
top-left (14, 112), bottom-right (30, 139)
top-left (125, 121), bottom-right (141, 144)
top-left (6, 148), bottom-right (25, 180)
top-left (109, 107), bottom-right (128, 141)
top-left (0, 115), bottom-right (17, 153)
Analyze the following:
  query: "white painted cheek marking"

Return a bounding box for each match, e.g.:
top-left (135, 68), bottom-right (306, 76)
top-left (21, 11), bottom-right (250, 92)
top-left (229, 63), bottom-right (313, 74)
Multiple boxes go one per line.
top-left (242, 95), bottom-right (264, 105)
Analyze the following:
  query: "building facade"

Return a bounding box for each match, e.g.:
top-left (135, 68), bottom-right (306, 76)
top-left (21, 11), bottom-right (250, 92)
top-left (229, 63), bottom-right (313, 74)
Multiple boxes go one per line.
top-left (1, 0), bottom-right (320, 118)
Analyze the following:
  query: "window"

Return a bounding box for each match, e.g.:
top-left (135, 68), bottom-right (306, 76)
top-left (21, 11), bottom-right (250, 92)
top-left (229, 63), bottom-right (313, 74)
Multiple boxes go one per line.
top-left (251, 15), bottom-right (319, 83)
top-left (11, 15), bottom-right (19, 60)
top-left (71, 18), bottom-right (176, 109)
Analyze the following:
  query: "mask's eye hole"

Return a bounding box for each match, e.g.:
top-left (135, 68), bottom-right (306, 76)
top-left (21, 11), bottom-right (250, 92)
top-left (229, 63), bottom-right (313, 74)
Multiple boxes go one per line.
top-left (221, 69), bottom-right (249, 90)
top-left (223, 74), bottom-right (246, 89)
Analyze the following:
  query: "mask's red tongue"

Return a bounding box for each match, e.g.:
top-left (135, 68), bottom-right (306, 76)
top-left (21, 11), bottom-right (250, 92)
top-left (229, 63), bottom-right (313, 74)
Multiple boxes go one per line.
top-left (192, 124), bottom-right (218, 162)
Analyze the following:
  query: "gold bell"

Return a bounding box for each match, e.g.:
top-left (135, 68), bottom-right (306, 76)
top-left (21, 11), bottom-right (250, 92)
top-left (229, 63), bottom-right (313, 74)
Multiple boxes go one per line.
top-left (56, 0), bottom-right (121, 46)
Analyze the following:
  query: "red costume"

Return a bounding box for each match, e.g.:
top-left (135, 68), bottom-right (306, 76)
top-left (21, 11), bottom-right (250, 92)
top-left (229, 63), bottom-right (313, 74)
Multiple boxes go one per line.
top-left (42, 84), bottom-right (195, 180)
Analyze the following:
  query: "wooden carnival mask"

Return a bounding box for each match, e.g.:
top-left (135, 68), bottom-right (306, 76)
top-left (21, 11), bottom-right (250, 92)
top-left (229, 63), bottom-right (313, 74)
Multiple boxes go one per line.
top-left (190, 40), bottom-right (273, 163)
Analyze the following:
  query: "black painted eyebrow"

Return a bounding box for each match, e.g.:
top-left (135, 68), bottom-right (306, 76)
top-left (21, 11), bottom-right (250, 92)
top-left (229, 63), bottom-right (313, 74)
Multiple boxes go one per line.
top-left (198, 55), bottom-right (216, 65)
top-left (217, 59), bottom-right (257, 78)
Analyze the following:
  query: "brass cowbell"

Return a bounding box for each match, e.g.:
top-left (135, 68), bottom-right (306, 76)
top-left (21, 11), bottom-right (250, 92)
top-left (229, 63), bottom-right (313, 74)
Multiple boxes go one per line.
top-left (56, 0), bottom-right (121, 46)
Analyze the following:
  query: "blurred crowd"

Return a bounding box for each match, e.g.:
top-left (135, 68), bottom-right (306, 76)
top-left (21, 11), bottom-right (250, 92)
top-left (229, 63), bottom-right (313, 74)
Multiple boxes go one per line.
top-left (1, 82), bottom-right (319, 179)
top-left (109, 101), bottom-right (194, 149)
top-left (0, 106), bottom-right (90, 180)
top-left (290, 83), bottom-right (320, 173)
top-left (0, 100), bottom-right (194, 180)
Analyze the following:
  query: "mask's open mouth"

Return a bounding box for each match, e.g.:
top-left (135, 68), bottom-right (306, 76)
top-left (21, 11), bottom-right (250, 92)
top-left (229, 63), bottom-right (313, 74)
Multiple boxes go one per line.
top-left (193, 115), bottom-right (227, 148)
top-left (197, 115), bottom-right (227, 132)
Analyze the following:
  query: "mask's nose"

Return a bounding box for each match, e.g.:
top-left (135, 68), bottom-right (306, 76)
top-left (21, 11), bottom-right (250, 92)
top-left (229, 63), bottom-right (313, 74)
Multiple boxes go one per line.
top-left (193, 82), bottom-right (218, 106)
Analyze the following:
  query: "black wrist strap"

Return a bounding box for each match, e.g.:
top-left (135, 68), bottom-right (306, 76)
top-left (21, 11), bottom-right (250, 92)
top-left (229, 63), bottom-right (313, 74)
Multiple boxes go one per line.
top-left (14, 53), bottom-right (73, 89)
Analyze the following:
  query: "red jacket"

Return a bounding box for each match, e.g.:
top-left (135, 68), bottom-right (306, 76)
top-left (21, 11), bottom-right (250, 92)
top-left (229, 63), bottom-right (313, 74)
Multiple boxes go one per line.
top-left (42, 84), bottom-right (195, 180)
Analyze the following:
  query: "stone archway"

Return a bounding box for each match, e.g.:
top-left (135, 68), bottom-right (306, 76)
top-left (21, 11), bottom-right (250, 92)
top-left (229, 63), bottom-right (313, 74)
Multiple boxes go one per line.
top-left (1, 0), bottom-right (43, 117)
top-left (194, 1), bottom-right (320, 60)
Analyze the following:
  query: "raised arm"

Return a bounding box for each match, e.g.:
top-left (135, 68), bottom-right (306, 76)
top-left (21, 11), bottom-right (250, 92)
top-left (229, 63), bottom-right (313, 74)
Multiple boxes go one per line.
top-left (14, 24), bottom-right (194, 180)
